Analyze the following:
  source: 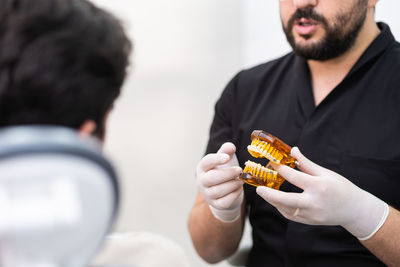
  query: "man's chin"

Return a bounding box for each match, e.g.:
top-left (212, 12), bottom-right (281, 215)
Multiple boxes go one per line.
top-left (291, 41), bottom-right (328, 60)
top-left (296, 34), bottom-right (313, 41)
top-left (293, 30), bottom-right (324, 42)
top-left (293, 39), bottom-right (321, 51)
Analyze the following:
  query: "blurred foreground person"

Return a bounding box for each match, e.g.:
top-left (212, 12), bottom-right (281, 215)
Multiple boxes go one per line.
top-left (0, 0), bottom-right (131, 139)
top-left (0, 0), bottom-right (131, 266)
top-left (0, 1), bottom-right (190, 266)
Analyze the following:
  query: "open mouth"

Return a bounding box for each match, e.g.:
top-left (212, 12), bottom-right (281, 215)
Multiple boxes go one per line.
top-left (239, 130), bottom-right (297, 189)
top-left (294, 18), bottom-right (318, 36)
top-left (297, 18), bottom-right (317, 26)
top-left (298, 20), bottom-right (315, 26)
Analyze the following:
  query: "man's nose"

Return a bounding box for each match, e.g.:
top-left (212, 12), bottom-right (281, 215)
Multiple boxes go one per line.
top-left (291, 0), bottom-right (318, 9)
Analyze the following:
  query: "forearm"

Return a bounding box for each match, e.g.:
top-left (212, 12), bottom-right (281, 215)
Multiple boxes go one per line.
top-left (188, 194), bottom-right (246, 263)
top-left (361, 206), bottom-right (400, 267)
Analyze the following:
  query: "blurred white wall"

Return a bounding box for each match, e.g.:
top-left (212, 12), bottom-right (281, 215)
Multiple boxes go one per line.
top-left (90, 0), bottom-right (400, 266)
top-left (94, 1), bottom-right (242, 266)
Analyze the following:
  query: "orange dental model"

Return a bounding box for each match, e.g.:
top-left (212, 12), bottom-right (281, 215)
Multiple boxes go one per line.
top-left (239, 130), bottom-right (297, 189)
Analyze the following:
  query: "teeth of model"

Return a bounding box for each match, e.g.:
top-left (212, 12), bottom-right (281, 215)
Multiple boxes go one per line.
top-left (248, 141), bottom-right (281, 163)
top-left (245, 161), bottom-right (277, 177)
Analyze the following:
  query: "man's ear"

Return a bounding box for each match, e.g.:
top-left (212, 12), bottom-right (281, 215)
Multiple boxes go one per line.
top-left (78, 120), bottom-right (97, 137)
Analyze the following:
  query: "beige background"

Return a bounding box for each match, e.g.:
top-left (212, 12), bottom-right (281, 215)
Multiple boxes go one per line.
top-left (89, 0), bottom-right (400, 266)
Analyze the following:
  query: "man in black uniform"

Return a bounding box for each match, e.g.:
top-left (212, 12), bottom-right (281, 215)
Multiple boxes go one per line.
top-left (188, 0), bottom-right (400, 266)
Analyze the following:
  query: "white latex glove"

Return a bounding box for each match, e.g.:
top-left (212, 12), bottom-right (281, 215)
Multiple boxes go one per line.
top-left (256, 147), bottom-right (389, 240)
top-left (196, 142), bottom-right (244, 223)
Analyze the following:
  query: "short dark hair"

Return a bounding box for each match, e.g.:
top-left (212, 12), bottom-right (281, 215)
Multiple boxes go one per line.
top-left (0, 0), bottom-right (132, 138)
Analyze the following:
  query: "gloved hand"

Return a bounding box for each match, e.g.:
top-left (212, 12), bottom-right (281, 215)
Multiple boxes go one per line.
top-left (196, 142), bottom-right (244, 223)
top-left (256, 147), bottom-right (389, 240)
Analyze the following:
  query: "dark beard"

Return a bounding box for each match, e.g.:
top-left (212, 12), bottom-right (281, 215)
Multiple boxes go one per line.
top-left (283, 3), bottom-right (368, 61)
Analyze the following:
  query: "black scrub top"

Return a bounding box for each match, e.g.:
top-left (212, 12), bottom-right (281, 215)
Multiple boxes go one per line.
top-left (205, 23), bottom-right (400, 267)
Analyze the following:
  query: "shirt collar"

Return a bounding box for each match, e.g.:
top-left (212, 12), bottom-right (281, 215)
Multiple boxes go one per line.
top-left (294, 22), bottom-right (396, 116)
top-left (348, 22), bottom-right (396, 77)
top-left (293, 55), bottom-right (314, 117)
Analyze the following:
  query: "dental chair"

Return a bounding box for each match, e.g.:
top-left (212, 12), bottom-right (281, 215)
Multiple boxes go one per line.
top-left (0, 126), bottom-right (119, 267)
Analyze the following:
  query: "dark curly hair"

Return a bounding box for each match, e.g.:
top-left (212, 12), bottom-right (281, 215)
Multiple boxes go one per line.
top-left (0, 0), bottom-right (132, 138)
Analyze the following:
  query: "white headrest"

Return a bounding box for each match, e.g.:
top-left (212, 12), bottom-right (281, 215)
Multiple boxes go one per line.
top-left (0, 126), bottom-right (119, 267)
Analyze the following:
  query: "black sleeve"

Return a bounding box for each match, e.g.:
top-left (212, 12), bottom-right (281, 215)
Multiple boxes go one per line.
top-left (205, 72), bottom-right (241, 155)
top-left (205, 71), bottom-right (256, 207)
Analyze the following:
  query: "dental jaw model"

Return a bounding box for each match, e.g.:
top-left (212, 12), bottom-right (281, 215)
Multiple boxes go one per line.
top-left (239, 130), bottom-right (297, 189)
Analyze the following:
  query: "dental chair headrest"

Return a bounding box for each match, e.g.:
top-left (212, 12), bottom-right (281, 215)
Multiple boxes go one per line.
top-left (0, 126), bottom-right (119, 267)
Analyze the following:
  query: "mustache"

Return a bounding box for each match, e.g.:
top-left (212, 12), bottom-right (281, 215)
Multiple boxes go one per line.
top-left (288, 7), bottom-right (327, 27)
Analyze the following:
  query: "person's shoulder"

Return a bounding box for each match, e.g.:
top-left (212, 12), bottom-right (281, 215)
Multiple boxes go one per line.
top-left (229, 52), bottom-right (295, 89)
top-left (236, 52), bottom-right (295, 82)
top-left (91, 231), bottom-right (191, 267)
top-left (220, 52), bottom-right (297, 98)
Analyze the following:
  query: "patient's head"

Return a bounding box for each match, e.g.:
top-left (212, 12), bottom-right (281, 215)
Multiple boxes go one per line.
top-left (0, 0), bottom-right (131, 139)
